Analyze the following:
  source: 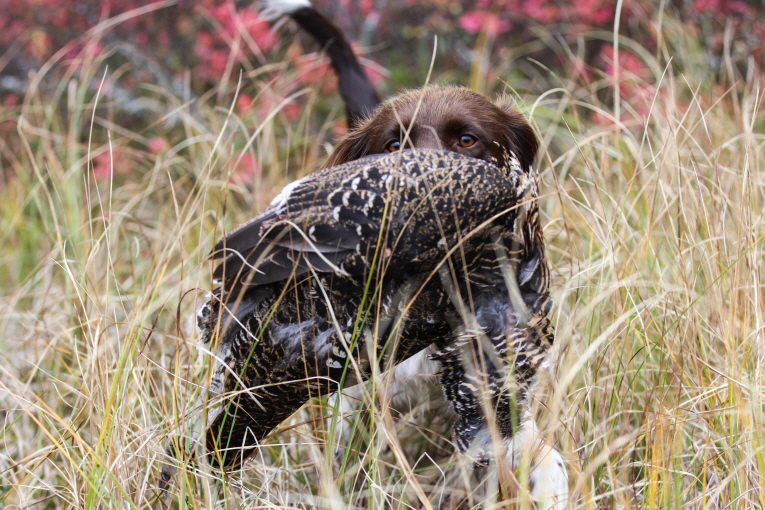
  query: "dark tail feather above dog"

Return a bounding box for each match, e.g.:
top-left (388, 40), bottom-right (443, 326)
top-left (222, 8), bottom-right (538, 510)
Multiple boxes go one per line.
top-left (264, 0), bottom-right (380, 129)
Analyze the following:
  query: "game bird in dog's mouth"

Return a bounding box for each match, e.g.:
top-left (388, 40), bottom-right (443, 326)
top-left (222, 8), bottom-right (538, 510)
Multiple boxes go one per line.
top-left (162, 146), bottom-right (554, 476)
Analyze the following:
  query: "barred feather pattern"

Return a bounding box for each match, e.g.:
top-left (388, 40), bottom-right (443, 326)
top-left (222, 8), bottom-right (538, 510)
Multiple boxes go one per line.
top-left (171, 149), bottom-right (553, 472)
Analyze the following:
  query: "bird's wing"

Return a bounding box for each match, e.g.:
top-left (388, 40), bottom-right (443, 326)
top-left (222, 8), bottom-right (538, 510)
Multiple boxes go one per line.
top-left (210, 150), bottom-right (531, 288)
top-left (210, 153), bottom-right (403, 286)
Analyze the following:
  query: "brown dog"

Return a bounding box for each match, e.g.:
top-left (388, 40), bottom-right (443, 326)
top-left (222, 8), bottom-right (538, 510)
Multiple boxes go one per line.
top-left (325, 85), bottom-right (538, 173)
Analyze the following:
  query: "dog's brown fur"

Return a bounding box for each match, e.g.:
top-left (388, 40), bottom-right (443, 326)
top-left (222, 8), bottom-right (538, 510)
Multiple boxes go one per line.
top-left (324, 85), bottom-right (539, 172)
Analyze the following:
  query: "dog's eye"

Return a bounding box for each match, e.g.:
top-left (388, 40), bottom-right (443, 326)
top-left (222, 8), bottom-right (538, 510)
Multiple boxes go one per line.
top-left (458, 135), bottom-right (477, 148)
top-left (386, 140), bottom-right (401, 152)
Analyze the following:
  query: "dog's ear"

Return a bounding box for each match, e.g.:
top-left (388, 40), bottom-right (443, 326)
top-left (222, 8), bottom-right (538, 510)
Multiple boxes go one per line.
top-left (324, 124), bottom-right (375, 167)
top-left (495, 99), bottom-right (539, 172)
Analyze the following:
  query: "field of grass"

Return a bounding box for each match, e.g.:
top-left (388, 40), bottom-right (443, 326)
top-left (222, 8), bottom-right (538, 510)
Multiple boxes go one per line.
top-left (1, 7), bottom-right (764, 509)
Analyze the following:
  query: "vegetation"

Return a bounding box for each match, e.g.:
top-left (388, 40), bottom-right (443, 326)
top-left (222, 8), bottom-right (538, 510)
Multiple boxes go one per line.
top-left (1, 1), bottom-right (763, 508)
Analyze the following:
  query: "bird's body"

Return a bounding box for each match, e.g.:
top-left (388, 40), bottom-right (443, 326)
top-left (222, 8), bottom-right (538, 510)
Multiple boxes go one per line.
top-left (189, 148), bottom-right (553, 469)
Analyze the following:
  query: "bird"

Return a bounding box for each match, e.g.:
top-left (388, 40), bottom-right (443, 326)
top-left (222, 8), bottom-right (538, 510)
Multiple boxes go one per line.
top-left (161, 146), bottom-right (554, 491)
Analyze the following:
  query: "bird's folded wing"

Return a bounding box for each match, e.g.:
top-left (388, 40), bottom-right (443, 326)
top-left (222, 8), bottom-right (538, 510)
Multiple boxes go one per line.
top-left (210, 155), bottom-right (397, 286)
top-left (209, 150), bottom-right (531, 288)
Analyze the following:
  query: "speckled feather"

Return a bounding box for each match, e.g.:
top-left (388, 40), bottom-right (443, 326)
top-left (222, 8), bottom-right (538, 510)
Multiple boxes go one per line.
top-left (180, 148), bottom-right (553, 470)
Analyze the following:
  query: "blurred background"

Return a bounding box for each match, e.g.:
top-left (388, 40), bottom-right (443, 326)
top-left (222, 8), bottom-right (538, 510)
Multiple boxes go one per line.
top-left (2, 0), bottom-right (763, 184)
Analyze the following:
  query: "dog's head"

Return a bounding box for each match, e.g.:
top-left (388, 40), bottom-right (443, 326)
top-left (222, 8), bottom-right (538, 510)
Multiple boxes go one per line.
top-left (325, 85), bottom-right (538, 171)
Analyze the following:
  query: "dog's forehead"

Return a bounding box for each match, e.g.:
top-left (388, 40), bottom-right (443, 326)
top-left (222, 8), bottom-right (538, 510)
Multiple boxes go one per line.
top-left (403, 90), bottom-right (489, 111)
top-left (388, 94), bottom-right (495, 130)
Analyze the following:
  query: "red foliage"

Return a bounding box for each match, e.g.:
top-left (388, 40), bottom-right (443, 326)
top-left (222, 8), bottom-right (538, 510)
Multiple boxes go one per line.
top-left (1, 0), bottom-right (763, 132)
top-left (146, 137), bottom-right (170, 155)
top-left (0, 0), bottom-right (277, 85)
top-left (236, 94), bottom-right (254, 116)
top-left (228, 153), bottom-right (260, 186)
top-left (92, 148), bottom-right (130, 180)
top-left (600, 44), bottom-right (655, 120)
top-left (600, 45), bottom-right (649, 84)
top-left (3, 94), bottom-right (19, 107)
top-left (570, 0), bottom-right (614, 26)
top-left (456, 0), bottom-right (617, 35)
top-left (692, 0), bottom-right (749, 15)
top-left (459, 11), bottom-right (511, 35)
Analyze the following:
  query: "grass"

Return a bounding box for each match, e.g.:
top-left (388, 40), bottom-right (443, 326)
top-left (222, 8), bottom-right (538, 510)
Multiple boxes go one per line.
top-left (1, 8), bottom-right (764, 509)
